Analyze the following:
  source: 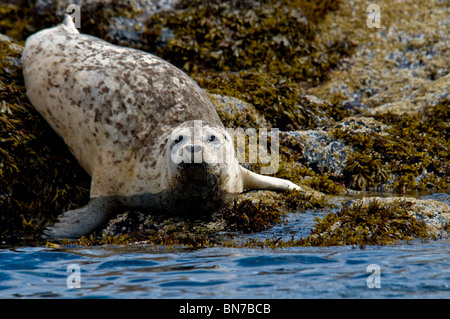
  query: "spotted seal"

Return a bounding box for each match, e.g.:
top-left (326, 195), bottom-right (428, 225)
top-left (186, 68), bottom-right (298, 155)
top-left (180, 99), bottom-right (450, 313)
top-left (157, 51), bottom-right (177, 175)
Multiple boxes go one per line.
top-left (22, 16), bottom-right (302, 240)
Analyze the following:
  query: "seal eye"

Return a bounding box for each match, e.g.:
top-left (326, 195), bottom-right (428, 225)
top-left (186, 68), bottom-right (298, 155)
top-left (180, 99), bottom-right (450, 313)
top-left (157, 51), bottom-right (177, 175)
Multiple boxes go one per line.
top-left (209, 135), bottom-right (216, 142)
top-left (174, 135), bottom-right (184, 144)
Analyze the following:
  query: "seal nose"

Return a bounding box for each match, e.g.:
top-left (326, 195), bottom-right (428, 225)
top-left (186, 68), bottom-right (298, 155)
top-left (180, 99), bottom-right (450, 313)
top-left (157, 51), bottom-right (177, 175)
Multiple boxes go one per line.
top-left (182, 144), bottom-right (203, 164)
top-left (185, 144), bottom-right (203, 154)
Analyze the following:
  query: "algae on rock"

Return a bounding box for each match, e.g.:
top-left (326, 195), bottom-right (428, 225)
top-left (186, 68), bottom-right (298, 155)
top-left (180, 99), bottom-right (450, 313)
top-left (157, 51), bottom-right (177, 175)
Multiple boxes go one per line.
top-left (0, 34), bottom-right (90, 243)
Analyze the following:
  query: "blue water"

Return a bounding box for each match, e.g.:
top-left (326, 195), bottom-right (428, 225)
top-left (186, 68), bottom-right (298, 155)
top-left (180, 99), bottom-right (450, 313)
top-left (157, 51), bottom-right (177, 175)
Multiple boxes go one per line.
top-left (0, 239), bottom-right (449, 299)
top-left (0, 193), bottom-right (449, 299)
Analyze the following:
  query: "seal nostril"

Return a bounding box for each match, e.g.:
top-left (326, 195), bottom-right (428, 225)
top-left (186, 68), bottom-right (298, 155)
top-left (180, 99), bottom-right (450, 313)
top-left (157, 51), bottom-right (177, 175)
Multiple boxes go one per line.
top-left (193, 145), bottom-right (202, 153)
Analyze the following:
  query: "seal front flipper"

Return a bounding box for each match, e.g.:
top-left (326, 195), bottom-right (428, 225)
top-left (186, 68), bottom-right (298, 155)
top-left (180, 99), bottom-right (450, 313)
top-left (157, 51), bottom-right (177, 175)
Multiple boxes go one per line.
top-left (240, 166), bottom-right (303, 192)
top-left (43, 197), bottom-right (119, 241)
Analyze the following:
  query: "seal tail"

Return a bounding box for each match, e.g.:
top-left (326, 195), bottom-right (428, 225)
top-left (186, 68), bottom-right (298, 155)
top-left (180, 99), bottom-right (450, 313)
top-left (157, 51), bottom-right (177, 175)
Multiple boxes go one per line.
top-left (61, 14), bottom-right (79, 34)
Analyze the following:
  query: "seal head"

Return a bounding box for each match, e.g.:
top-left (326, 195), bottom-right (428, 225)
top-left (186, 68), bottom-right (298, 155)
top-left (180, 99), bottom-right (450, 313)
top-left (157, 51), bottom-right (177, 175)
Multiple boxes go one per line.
top-left (165, 120), bottom-right (242, 214)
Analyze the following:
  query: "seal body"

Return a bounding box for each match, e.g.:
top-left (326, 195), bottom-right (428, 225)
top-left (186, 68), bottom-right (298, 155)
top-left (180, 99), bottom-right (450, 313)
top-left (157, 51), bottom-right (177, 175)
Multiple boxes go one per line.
top-left (22, 17), bottom-right (301, 240)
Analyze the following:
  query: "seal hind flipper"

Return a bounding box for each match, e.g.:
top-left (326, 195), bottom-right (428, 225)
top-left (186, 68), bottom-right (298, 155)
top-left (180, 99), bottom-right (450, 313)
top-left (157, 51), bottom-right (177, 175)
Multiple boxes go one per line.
top-left (62, 14), bottom-right (79, 34)
top-left (43, 197), bottom-right (119, 241)
top-left (240, 166), bottom-right (303, 192)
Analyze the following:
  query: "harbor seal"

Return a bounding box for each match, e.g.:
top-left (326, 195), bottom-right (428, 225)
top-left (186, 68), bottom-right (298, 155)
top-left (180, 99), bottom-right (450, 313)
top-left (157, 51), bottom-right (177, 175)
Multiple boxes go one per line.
top-left (22, 16), bottom-right (302, 240)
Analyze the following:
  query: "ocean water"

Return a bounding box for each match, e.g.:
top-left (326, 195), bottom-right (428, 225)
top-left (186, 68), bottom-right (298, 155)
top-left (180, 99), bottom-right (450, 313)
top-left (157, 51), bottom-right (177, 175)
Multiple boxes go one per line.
top-left (0, 193), bottom-right (449, 299)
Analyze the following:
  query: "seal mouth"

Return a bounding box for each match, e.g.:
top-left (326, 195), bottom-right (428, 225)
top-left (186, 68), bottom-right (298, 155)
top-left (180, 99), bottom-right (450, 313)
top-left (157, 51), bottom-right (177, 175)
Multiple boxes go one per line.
top-left (178, 161), bottom-right (211, 169)
top-left (178, 161), bottom-right (212, 181)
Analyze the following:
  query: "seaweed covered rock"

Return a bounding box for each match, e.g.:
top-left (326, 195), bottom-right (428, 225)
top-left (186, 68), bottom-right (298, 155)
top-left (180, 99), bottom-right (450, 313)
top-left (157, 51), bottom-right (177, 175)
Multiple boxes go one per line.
top-left (307, 0), bottom-right (449, 115)
top-left (209, 94), bottom-right (269, 128)
top-left (274, 112), bottom-right (449, 194)
top-left (0, 34), bottom-right (90, 243)
top-left (0, 0), bottom-right (154, 44)
top-left (96, 188), bottom-right (327, 247)
top-left (145, 0), bottom-right (353, 131)
top-left (333, 108), bottom-right (449, 192)
top-left (306, 197), bottom-right (450, 247)
top-left (235, 196), bottom-right (450, 248)
top-left (146, 0), bottom-right (347, 80)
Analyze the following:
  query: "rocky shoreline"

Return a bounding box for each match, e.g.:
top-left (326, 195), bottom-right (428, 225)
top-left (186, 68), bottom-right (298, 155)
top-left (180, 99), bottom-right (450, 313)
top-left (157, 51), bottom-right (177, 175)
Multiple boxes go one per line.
top-left (0, 0), bottom-right (448, 246)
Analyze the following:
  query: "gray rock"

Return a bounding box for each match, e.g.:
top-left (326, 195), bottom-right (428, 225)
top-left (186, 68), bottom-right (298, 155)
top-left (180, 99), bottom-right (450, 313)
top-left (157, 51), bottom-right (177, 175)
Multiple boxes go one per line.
top-left (281, 130), bottom-right (350, 179)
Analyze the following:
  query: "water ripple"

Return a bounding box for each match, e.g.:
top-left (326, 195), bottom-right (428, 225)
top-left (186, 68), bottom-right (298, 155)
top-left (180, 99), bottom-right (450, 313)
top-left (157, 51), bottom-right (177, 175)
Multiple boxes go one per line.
top-left (236, 254), bottom-right (336, 267)
top-left (0, 240), bottom-right (449, 298)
